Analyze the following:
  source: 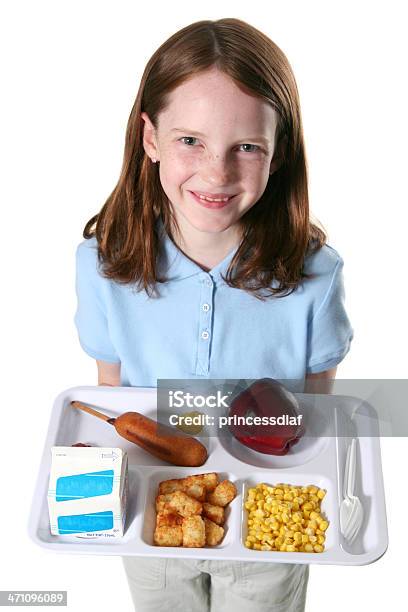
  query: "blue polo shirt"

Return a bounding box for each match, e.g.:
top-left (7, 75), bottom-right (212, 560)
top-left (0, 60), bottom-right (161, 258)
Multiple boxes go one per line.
top-left (74, 219), bottom-right (353, 387)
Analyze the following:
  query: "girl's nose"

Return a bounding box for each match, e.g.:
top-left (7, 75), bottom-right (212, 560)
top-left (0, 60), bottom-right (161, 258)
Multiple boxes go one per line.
top-left (200, 154), bottom-right (235, 185)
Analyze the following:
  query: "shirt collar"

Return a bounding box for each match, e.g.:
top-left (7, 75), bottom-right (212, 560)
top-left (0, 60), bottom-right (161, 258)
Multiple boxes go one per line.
top-left (157, 217), bottom-right (240, 283)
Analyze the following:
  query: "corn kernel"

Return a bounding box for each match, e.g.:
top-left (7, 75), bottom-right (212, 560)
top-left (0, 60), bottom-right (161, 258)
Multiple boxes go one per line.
top-left (314, 544), bottom-right (324, 553)
top-left (317, 489), bottom-right (326, 499)
top-left (319, 521), bottom-right (329, 531)
top-left (304, 543), bottom-right (314, 552)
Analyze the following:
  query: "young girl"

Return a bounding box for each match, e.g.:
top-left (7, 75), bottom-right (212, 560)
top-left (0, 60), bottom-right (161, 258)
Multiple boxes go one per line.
top-left (74, 17), bottom-right (353, 612)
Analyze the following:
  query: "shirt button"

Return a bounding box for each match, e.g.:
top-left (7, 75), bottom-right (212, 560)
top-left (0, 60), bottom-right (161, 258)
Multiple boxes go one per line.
top-left (205, 278), bottom-right (212, 287)
top-left (202, 303), bottom-right (210, 312)
top-left (201, 330), bottom-right (210, 340)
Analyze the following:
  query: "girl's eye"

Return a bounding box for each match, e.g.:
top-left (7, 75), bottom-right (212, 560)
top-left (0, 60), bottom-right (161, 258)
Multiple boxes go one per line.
top-left (239, 144), bottom-right (259, 153)
top-left (180, 136), bottom-right (199, 146)
top-left (179, 137), bottom-right (260, 153)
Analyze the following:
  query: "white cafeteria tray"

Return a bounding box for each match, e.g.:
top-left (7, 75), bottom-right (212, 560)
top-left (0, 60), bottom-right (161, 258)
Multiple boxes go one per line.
top-left (28, 385), bottom-right (388, 565)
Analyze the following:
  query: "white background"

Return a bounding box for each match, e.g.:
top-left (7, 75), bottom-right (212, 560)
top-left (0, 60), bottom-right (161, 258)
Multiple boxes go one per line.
top-left (1, 1), bottom-right (407, 610)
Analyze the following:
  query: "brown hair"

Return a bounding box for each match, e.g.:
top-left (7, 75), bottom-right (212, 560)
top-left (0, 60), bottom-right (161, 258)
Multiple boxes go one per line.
top-left (83, 17), bottom-right (327, 300)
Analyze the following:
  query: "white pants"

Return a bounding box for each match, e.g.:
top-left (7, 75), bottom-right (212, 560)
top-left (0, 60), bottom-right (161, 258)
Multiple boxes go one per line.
top-left (122, 557), bottom-right (309, 612)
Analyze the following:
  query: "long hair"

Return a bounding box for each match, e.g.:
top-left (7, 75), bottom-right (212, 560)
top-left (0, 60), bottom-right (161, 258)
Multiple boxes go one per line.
top-left (83, 18), bottom-right (327, 299)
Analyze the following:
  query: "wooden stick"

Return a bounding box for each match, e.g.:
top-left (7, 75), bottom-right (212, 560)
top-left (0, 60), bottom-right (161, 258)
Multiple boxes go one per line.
top-left (70, 400), bottom-right (115, 424)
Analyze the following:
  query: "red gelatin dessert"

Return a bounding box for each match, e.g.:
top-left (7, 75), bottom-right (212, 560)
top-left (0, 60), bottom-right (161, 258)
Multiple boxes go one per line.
top-left (228, 378), bottom-right (305, 455)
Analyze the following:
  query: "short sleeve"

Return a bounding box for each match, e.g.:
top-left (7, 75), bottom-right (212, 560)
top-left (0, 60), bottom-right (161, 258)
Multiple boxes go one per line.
top-left (74, 240), bottom-right (121, 363)
top-left (306, 257), bottom-right (354, 373)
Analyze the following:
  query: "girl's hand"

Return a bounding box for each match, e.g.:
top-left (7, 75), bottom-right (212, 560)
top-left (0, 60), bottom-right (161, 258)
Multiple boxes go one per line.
top-left (96, 359), bottom-right (121, 386)
top-left (305, 367), bottom-right (337, 394)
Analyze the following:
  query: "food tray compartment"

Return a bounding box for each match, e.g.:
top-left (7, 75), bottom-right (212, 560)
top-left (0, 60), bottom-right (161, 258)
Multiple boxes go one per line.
top-left (334, 398), bottom-right (388, 559)
top-left (33, 467), bottom-right (142, 547)
top-left (141, 469), bottom-right (241, 549)
top-left (217, 393), bottom-right (334, 468)
top-left (56, 390), bottom-right (213, 466)
top-left (241, 473), bottom-right (338, 558)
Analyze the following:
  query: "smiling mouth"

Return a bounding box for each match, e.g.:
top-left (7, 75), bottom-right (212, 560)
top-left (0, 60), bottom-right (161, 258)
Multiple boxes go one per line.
top-left (189, 191), bottom-right (236, 209)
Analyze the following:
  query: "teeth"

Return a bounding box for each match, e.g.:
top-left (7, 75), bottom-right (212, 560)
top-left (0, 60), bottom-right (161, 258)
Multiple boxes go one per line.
top-left (197, 194), bottom-right (230, 202)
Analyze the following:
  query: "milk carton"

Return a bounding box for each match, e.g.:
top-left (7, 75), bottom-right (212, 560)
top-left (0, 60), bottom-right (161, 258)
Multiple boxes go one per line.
top-left (47, 446), bottom-right (128, 538)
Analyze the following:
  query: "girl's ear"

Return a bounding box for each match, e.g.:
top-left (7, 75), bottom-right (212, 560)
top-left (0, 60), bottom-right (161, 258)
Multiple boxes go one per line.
top-left (141, 112), bottom-right (159, 161)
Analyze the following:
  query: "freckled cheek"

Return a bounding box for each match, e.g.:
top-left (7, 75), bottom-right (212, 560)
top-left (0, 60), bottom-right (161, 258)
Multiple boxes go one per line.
top-left (240, 166), bottom-right (269, 195)
top-left (161, 152), bottom-right (200, 184)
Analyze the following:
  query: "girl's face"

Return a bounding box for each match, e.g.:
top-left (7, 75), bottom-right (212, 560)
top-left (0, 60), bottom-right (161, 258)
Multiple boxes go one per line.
top-left (142, 68), bottom-right (279, 237)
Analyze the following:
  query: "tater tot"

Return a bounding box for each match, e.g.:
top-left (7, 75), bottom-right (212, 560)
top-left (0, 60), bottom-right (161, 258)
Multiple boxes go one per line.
top-left (202, 502), bottom-right (225, 525)
top-left (158, 479), bottom-right (185, 496)
top-left (204, 517), bottom-right (225, 546)
top-left (158, 477), bottom-right (206, 501)
top-left (182, 515), bottom-right (206, 547)
top-left (184, 473), bottom-right (219, 492)
top-left (154, 525), bottom-right (183, 546)
top-left (182, 479), bottom-right (207, 502)
top-left (157, 491), bottom-right (202, 517)
top-left (156, 512), bottom-right (183, 528)
top-left (207, 480), bottom-right (237, 507)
